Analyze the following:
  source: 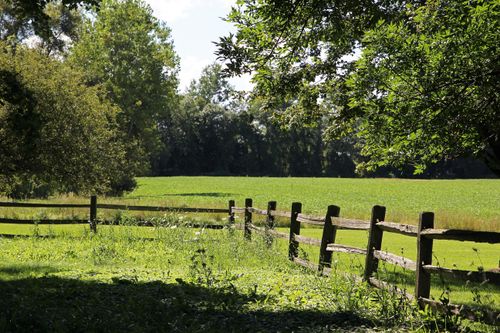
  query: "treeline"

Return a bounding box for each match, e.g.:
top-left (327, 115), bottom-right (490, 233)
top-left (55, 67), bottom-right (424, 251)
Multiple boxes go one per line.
top-left (154, 64), bottom-right (495, 179)
top-left (0, 0), bottom-right (495, 199)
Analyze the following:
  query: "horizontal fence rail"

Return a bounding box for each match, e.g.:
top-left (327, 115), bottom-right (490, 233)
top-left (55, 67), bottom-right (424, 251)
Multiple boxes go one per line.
top-left (97, 203), bottom-right (228, 214)
top-left (0, 197), bottom-right (231, 231)
top-left (326, 244), bottom-right (367, 255)
top-left (331, 217), bottom-right (370, 230)
top-left (0, 218), bottom-right (89, 225)
top-left (422, 265), bottom-right (500, 284)
top-left (296, 213), bottom-right (325, 226)
top-left (376, 221), bottom-right (418, 236)
top-left (420, 229), bottom-right (500, 243)
top-left (373, 250), bottom-right (417, 271)
top-left (0, 202), bottom-right (90, 208)
top-left (294, 234), bottom-right (322, 246)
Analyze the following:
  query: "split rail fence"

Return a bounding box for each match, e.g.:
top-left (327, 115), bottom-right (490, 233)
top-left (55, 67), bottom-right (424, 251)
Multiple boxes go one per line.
top-left (0, 196), bottom-right (499, 324)
top-left (0, 196), bottom-right (228, 232)
top-left (230, 199), bottom-right (500, 325)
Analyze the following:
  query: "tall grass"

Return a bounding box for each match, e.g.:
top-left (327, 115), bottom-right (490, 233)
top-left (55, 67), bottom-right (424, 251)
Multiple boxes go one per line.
top-left (1, 225), bottom-right (496, 332)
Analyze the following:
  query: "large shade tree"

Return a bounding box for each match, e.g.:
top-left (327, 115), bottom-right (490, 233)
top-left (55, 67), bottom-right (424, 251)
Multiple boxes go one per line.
top-left (217, 0), bottom-right (500, 176)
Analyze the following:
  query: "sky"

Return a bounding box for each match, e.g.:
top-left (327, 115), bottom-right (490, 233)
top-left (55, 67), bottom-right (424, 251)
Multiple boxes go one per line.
top-left (144, 0), bottom-right (253, 92)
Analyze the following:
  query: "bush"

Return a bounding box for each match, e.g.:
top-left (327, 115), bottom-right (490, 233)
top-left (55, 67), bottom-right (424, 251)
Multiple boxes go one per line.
top-left (0, 43), bottom-right (132, 197)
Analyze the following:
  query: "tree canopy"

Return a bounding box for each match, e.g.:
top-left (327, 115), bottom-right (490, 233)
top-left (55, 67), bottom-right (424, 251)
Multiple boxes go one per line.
top-left (217, 0), bottom-right (500, 176)
top-left (1, 0), bottom-right (97, 48)
top-left (70, 0), bottom-right (179, 188)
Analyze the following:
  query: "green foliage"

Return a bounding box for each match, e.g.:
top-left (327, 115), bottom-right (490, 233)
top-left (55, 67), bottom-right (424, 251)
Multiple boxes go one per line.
top-left (70, 0), bottom-right (179, 182)
top-left (158, 63), bottom-right (359, 177)
top-left (217, 0), bottom-right (500, 176)
top-left (216, 0), bottom-right (407, 120)
top-left (0, 43), bottom-right (126, 197)
top-left (0, 0), bottom-right (96, 50)
top-left (348, 0), bottom-right (500, 175)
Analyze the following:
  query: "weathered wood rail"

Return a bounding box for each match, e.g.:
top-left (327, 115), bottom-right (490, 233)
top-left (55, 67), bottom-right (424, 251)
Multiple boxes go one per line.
top-left (1, 196), bottom-right (499, 324)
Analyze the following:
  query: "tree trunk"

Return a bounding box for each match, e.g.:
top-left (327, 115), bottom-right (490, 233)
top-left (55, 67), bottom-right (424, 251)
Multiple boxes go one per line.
top-left (484, 136), bottom-right (500, 177)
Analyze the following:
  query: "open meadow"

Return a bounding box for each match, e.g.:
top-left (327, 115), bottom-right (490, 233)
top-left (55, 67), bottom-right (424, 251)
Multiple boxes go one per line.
top-left (2, 177), bottom-right (499, 230)
top-left (0, 177), bottom-right (499, 331)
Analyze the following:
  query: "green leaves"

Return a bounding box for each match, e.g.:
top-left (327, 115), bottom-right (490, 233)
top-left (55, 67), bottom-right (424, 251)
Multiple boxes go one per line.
top-left (0, 42), bottom-right (126, 197)
top-left (349, 0), bottom-right (500, 175)
top-left (219, 0), bottom-right (500, 176)
top-left (69, 0), bottom-right (179, 182)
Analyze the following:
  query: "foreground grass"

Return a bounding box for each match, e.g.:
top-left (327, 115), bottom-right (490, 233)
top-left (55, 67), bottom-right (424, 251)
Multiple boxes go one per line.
top-left (0, 215), bottom-right (498, 308)
top-left (0, 227), bottom-right (496, 332)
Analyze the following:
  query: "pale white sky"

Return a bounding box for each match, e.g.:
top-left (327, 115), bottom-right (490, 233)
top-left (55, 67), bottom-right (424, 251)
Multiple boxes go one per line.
top-left (144, 0), bottom-right (253, 92)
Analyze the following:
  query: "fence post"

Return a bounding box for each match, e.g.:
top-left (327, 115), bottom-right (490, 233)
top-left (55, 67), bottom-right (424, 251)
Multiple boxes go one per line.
top-left (266, 201), bottom-right (277, 229)
top-left (288, 202), bottom-right (302, 261)
top-left (318, 205), bottom-right (340, 272)
top-left (244, 198), bottom-right (252, 240)
top-left (363, 205), bottom-right (386, 281)
top-left (415, 212), bottom-right (434, 301)
top-left (265, 201), bottom-right (277, 246)
top-left (90, 195), bottom-right (97, 233)
top-left (228, 200), bottom-right (235, 225)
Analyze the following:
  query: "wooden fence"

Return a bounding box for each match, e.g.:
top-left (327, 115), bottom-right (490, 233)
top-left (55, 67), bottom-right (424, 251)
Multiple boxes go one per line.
top-left (230, 199), bottom-right (500, 325)
top-left (0, 196), bottom-right (229, 232)
top-left (1, 196), bottom-right (499, 324)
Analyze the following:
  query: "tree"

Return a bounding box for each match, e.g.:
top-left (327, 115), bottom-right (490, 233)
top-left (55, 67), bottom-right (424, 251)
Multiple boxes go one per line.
top-left (347, 0), bottom-right (500, 175)
top-left (217, 0), bottom-right (500, 176)
top-left (157, 63), bottom-right (242, 175)
top-left (1, 0), bottom-right (97, 50)
top-left (0, 42), bottom-right (126, 198)
top-left (69, 0), bottom-right (179, 185)
top-left (157, 63), bottom-right (358, 177)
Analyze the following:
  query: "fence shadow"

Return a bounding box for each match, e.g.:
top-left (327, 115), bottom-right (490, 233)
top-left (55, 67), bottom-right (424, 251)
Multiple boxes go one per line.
top-left (0, 274), bottom-right (374, 333)
top-left (165, 192), bottom-right (233, 197)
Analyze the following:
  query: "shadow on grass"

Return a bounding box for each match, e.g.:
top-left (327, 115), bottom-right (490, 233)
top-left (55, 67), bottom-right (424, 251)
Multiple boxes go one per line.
top-left (0, 275), bottom-right (374, 333)
top-left (0, 264), bottom-right (60, 276)
top-left (125, 192), bottom-right (233, 200)
top-left (165, 192), bottom-right (233, 198)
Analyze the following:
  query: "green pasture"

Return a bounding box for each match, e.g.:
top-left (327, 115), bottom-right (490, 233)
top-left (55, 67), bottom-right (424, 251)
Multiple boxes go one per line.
top-left (3, 177), bottom-right (499, 230)
top-left (0, 177), bottom-right (498, 330)
top-left (130, 177), bottom-right (500, 231)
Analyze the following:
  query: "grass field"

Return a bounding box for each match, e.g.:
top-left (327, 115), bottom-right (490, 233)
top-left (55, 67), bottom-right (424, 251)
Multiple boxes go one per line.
top-left (2, 177), bottom-right (499, 230)
top-left (0, 177), bottom-right (498, 331)
top-left (129, 177), bottom-right (500, 231)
